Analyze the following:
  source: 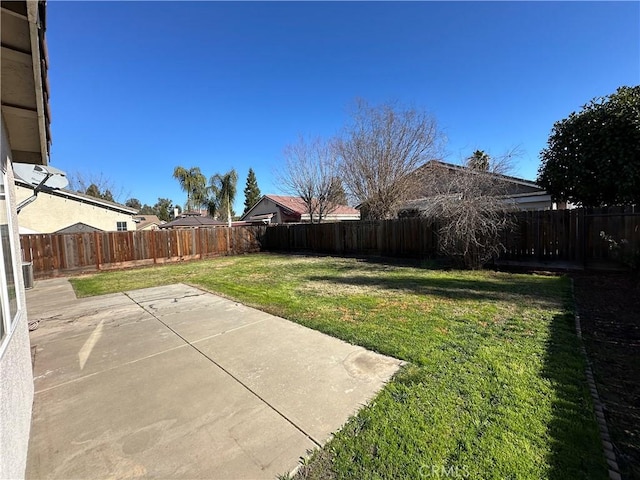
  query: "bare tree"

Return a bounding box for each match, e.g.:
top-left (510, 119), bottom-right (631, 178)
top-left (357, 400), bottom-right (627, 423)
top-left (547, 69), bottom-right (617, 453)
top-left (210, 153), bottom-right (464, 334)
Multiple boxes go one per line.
top-left (279, 135), bottom-right (341, 223)
top-left (408, 151), bottom-right (519, 269)
top-left (336, 99), bottom-right (444, 220)
top-left (67, 171), bottom-right (129, 203)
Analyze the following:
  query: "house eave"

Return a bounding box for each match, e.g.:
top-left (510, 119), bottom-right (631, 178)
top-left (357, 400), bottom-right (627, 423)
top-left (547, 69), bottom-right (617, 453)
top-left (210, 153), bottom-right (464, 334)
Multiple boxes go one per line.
top-left (15, 180), bottom-right (137, 215)
top-left (1, 0), bottom-right (51, 166)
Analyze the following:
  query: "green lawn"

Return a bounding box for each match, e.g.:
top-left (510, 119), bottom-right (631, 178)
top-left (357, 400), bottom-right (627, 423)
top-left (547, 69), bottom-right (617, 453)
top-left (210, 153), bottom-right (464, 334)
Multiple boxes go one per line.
top-left (70, 253), bottom-right (607, 479)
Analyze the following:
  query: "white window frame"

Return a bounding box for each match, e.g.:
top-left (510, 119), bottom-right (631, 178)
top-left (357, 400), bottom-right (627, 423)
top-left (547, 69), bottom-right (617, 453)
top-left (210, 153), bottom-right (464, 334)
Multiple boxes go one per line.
top-left (116, 221), bottom-right (127, 232)
top-left (0, 167), bottom-right (24, 358)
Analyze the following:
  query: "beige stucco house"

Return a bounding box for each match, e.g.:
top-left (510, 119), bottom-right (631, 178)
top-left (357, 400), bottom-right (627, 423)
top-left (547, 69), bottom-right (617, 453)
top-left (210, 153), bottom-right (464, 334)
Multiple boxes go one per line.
top-left (133, 214), bottom-right (163, 230)
top-left (15, 181), bottom-right (137, 233)
top-left (1, 1), bottom-right (50, 477)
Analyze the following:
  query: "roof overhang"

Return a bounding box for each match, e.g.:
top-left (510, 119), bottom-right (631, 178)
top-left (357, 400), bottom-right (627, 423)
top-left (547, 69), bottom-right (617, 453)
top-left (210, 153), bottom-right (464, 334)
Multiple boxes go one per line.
top-left (15, 180), bottom-right (138, 215)
top-left (1, 0), bottom-right (51, 166)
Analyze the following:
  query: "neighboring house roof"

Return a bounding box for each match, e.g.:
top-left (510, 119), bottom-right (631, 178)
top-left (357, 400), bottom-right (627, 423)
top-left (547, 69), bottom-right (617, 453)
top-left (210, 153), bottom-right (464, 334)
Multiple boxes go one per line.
top-left (417, 160), bottom-right (544, 192)
top-left (1, 0), bottom-right (51, 165)
top-left (266, 195), bottom-right (360, 216)
top-left (241, 195), bottom-right (360, 222)
top-left (15, 180), bottom-right (138, 215)
top-left (54, 222), bottom-right (103, 234)
top-left (133, 215), bottom-right (163, 230)
top-left (182, 210), bottom-right (208, 217)
top-left (399, 160), bottom-right (553, 214)
top-left (400, 190), bottom-right (554, 215)
top-left (159, 215), bottom-right (226, 229)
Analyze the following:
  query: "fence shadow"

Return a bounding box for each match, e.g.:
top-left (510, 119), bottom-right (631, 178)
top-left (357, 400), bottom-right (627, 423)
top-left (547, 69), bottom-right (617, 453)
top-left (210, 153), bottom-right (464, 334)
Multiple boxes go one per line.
top-left (541, 313), bottom-right (607, 479)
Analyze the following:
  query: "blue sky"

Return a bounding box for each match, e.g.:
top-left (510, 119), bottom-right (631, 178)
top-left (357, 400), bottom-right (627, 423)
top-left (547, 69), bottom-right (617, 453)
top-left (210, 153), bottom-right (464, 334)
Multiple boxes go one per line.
top-left (47, 1), bottom-right (640, 213)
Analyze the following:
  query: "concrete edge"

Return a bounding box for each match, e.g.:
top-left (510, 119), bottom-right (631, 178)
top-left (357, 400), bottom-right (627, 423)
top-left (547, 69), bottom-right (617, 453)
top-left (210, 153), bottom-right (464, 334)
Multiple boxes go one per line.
top-left (137, 282), bottom-right (409, 480)
top-left (279, 364), bottom-right (409, 479)
top-left (570, 278), bottom-right (622, 480)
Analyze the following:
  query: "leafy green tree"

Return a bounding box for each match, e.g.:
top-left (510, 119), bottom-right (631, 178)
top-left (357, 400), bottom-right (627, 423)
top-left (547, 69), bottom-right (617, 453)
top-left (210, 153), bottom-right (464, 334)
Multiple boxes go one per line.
top-left (243, 168), bottom-right (261, 214)
top-left (85, 184), bottom-right (114, 202)
top-left (137, 198), bottom-right (178, 221)
top-left (85, 184), bottom-right (101, 199)
top-left (537, 85), bottom-right (640, 207)
top-left (125, 198), bottom-right (142, 210)
top-left (209, 169), bottom-right (238, 227)
top-left (102, 189), bottom-right (114, 202)
top-left (138, 204), bottom-right (155, 215)
top-left (153, 197), bottom-right (175, 222)
top-left (172, 166), bottom-right (207, 211)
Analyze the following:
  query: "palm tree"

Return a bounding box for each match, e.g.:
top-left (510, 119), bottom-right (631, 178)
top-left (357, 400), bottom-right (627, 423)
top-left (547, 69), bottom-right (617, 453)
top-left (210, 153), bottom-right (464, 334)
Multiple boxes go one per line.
top-left (209, 169), bottom-right (238, 227)
top-left (467, 150), bottom-right (490, 170)
top-left (173, 166), bottom-right (206, 212)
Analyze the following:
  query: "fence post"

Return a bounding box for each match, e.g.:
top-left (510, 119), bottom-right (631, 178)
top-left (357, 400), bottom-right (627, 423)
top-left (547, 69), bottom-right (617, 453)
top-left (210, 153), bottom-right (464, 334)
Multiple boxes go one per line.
top-left (94, 231), bottom-right (101, 271)
top-left (579, 208), bottom-right (587, 268)
top-left (150, 229), bottom-right (157, 264)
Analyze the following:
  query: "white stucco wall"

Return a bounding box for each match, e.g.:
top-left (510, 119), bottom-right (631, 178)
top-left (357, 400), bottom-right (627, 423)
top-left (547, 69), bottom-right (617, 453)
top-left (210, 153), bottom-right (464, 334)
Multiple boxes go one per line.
top-left (15, 184), bottom-right (136, 233)
top-left (0, 115), bottom-right (34, 480)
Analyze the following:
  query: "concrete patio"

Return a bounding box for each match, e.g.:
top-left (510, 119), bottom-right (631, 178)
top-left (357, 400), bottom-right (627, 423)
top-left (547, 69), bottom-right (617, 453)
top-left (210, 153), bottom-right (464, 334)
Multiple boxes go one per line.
top-left (25, 279), bottom-right (402, 479)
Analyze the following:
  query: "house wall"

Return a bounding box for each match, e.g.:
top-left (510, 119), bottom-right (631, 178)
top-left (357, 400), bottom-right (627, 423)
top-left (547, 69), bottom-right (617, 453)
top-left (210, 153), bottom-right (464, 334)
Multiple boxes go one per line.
top-left (297, 212), bottom-right (360, 222)
top-left (138, 223), bottom-right (160, 231)
top-left (0, 115), bottom-right (34, 480)
top-left (245, 198), bottom-right (284, 223)
top-left (507, 192), bottom-right (554, 211)
top-left (14, 184), bottom-right (136, 233)
top-left (321, 212), bottom-right (360, 221)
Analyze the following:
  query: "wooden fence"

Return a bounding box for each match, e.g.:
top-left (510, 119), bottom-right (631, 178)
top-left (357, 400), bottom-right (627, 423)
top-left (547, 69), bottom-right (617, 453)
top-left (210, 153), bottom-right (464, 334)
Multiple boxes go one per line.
top-left (501, 206), bottom-right (639, 264)
top-left (262, 218), bottom-right (439, 257)
top-left (20, 207), bottom-right (640, 278)
top-left (262, 207), bottom-right (640, 268)
top-left (21, 226), bottom-right (267, 279)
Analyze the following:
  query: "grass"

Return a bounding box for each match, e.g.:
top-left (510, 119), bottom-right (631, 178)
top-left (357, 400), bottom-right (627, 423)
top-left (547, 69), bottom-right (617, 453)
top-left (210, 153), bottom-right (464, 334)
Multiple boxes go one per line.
top-left (70, 253), bottom-right (607, 479)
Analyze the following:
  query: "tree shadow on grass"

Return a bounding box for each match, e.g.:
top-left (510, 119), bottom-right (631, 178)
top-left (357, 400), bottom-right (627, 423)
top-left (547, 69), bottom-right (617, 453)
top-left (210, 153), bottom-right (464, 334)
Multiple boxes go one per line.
top-left (542, 313), bottom-right (608, 479)
top-left (305, 273), bottom-right (564, 309)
